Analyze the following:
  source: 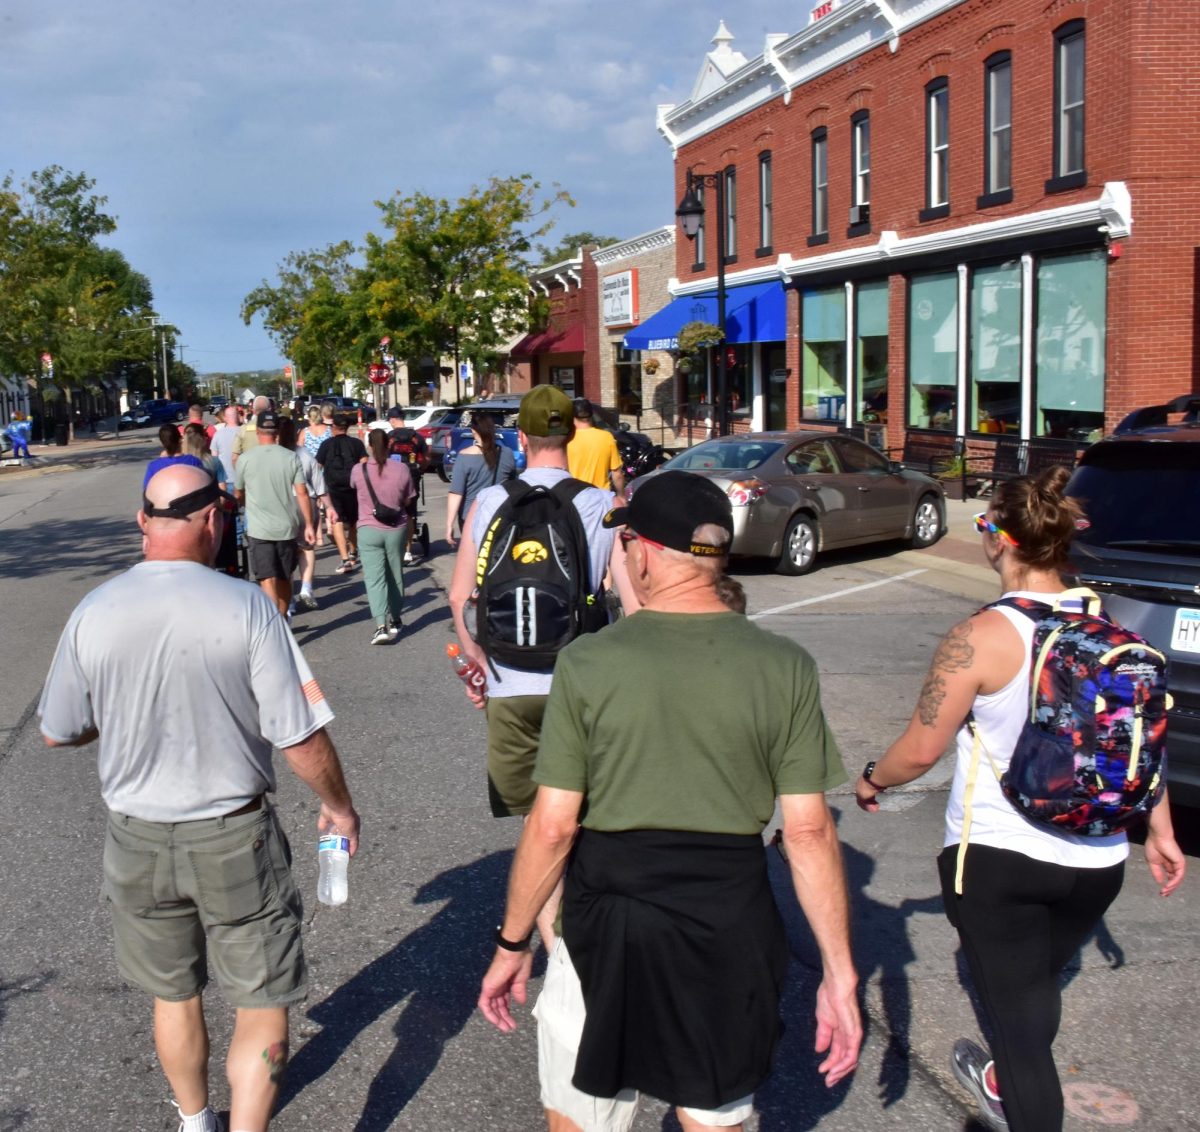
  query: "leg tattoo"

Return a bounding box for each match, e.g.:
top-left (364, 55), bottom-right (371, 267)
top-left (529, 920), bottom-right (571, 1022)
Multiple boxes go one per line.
top-left (262, 1041), bottom-right (288, 1084)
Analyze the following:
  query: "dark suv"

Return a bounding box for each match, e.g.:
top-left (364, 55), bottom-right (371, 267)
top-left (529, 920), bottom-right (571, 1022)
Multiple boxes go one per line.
top-left (1066, 395), bottom-right (1200, 808)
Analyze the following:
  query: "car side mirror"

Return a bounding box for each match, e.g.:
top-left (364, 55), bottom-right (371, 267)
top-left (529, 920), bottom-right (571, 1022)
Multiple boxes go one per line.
top-left (888, 460), bottom-right (904, 474)
top-left (618, 421), bottom-right (631, 432)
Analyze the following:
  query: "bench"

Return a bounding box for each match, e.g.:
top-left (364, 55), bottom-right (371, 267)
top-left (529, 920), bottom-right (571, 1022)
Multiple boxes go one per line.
top-left (966, 436), bottom-right (1083, 496)
top-left (838, 423), bottom-right (886, 451)
top-left (887, 430), bottom-right (967, 497)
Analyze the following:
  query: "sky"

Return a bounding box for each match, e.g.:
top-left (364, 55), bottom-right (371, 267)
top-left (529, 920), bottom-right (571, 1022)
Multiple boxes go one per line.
top-left (1, 0), bottom-right (790, 376)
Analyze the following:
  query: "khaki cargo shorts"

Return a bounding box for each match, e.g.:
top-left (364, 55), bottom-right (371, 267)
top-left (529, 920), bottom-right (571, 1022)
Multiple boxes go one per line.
top-left (102, 802), bottom-right (306, 1008)
top-left (485, 694), bottom-right (547, 817)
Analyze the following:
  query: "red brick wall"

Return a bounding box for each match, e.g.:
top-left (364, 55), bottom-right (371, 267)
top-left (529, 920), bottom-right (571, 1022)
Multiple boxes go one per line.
top-left (673, 0), bottom-right (1200, 429)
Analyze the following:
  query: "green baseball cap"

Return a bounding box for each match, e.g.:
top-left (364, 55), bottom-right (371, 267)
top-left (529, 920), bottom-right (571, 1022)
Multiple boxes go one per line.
top-left (518, 385), bottom-right (574, 437)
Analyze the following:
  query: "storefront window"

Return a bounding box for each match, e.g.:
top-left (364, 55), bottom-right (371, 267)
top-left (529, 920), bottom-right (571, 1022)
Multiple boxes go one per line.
top-left (908, 271), bottom-right (958, 431)
top-left (801, 287), bottom-right (847, 421)
top-left (1036, 249), bottom-right (1105, 441)
top-left (725, 343), bottom-right (752, 423)
top-left (970, 261), bottom-right (1021, 434)
top-left (615, 345), bottom-right (642, 415)
top-left (855, 280), bottom-right (888, 424)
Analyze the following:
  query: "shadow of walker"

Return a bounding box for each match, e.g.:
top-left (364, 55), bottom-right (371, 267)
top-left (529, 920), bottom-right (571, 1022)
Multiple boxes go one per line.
top-left (275, 849), bottom-right (514, 1131)
top-left (755, 813), bottom-right (944, 1130)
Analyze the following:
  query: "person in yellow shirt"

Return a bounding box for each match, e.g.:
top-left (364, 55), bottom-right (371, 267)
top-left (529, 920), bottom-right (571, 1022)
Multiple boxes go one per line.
top-left (566, 398), bottom-right (625, 493)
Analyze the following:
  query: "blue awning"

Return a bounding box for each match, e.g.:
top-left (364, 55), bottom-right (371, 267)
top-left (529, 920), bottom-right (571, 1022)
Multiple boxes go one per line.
top-left (623, 281), bottom-right (787, 351)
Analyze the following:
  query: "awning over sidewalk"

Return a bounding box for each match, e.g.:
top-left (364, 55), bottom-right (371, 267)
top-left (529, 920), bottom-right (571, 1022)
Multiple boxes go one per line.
top-left (509, 323), bottom-right (586, 358)
top-left (622, 281), bottom-right (787, 351)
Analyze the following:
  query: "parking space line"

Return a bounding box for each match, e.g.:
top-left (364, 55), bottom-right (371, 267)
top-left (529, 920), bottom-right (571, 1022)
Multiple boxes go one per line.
top-left (748, 569), bottom-right (928, 620)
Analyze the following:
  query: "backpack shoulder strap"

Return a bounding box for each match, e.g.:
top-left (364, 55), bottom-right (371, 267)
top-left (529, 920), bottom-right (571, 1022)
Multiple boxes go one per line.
top-left (549, 478), bottom-right (600, 594)
top-left (981, 595), bottom-right (1052, 622)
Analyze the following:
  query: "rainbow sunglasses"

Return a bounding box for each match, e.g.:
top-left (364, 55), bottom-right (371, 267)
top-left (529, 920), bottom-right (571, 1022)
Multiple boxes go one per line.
top-left (972, 511), bottom-right (1019, 547)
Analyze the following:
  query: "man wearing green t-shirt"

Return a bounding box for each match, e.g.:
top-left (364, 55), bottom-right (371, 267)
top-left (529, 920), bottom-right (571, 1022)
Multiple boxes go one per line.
top-left (479, 470), bottom-right (862, 1132)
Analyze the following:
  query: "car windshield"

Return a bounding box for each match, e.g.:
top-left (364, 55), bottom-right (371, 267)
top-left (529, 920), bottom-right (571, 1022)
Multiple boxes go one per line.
top-left (1068, 442), bottom-right (1200, 553)
top-left (664, 440), bottom-right (782, 472)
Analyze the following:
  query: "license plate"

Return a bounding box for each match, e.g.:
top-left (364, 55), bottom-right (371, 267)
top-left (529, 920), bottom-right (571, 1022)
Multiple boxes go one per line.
top-left (1172, 607), bottom-right (1200, 655)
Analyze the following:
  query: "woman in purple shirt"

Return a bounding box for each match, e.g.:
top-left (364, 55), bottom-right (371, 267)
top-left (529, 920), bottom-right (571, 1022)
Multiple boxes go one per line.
top-left (350, 429), bottom-right (415, 645)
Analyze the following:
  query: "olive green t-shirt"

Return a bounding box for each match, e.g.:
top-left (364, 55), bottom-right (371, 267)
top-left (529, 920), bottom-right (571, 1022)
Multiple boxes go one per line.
top-left (533, 610), bottom-right (846, 834)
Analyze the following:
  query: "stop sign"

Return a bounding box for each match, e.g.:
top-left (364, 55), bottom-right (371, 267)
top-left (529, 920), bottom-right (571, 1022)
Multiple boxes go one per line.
top-left (368, 363), bottom-right (391, 385)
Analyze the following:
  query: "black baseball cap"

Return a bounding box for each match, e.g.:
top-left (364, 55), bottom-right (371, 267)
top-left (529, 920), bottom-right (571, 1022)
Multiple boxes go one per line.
top-left (256, 410), bottom-right (279, 431)
top-left (603, 471), bottom-right (733, 557)
top-left (387, 406), bottom-right (405, 420)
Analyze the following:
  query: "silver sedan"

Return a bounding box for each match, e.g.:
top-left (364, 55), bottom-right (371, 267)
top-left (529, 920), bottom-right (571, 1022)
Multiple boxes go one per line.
top-left (646, 431), bottom-right (947, 574)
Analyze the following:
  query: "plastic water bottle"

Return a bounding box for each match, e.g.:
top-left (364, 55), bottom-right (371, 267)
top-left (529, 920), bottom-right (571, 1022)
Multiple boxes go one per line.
top-left (447, 643), bottom-right (487, 697)
top-left (317, 833), bottom-right (350, 906)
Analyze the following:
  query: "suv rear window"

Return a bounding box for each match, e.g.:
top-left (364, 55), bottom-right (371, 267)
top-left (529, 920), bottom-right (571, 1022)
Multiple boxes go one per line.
top-left (1068, 440), bottom-right (1200, 553)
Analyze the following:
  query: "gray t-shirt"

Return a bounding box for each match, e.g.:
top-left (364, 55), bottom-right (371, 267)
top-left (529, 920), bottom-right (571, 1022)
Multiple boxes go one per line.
top-left (235, 443), bottom-right (305, 541)
top-left (210, 424), bottom-right (238, 485)
top-left (38, 560), bottom-right (334, 822)
top-left (469, 467), bottom-right (616, 698)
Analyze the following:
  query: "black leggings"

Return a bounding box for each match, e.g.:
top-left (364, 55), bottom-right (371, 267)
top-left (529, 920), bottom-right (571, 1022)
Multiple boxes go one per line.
top-left (938, 844), bottom-right (1125, 1132)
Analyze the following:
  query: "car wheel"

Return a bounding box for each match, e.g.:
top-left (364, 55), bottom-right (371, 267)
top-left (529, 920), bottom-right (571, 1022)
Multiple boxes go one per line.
top-left (436, 463), bottom-right (449, 483)
top-left (174, 410), bottom-right (185, 422)
top-left (778, 513), bottom-right (819, 575)
top-left (910, 494), bottom-right (943, 548)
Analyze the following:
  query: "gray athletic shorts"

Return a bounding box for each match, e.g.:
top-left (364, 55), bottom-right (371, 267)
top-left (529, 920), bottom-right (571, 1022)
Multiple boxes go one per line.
top-left (102, 802), bottom-right (306, 1008)
top-left (247, 536), bottom-right (299, 581)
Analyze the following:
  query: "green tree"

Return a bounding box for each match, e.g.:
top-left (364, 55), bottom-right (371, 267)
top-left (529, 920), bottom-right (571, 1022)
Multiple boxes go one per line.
top-left (240, 241), bottom-right (357, 389)
top-left (361, 175), bottom-right (573, 391)
top-left (535, 230), bottom-right (618, 264)
top-left (0, 167), bottom-right (161, 432)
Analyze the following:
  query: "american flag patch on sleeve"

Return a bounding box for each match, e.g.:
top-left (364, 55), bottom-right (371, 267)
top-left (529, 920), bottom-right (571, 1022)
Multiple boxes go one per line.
top-left (301, 679), bottom-right (325, 706)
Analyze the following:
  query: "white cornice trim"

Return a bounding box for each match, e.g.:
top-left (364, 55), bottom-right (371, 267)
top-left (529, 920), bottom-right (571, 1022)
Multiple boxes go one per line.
top-left (778, 184), bottom-right (1132, 283)
top-left (666, 186), bottom-right (1132, 295)
top-left (591, 226), bottom-right (676, 266)
top-left (661, 0), bottom-right (965, 149)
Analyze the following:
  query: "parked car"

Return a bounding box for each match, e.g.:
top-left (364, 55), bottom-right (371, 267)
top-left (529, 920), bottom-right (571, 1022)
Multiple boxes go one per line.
top-left (318, 395), bottom-right (376, 423)
top-left (135, 398), bottom-right (190, 424)
top-left (119, 404), bottom-right (152, 429)
top-left (633, 430), bottom-right (947, 575)
top-left (207, 395), bottom-right (230, 414)
top-left (1066, 396), bottom-right (1200, 808)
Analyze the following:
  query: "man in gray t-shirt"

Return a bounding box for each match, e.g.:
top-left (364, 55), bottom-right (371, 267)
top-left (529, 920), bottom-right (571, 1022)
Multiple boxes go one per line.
top-left (235, 410), bottom-right (314, 616)
top-left (39, 462), bottom-right (359, 1132)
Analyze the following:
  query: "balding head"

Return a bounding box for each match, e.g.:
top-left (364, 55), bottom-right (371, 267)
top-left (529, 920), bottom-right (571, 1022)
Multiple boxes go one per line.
top-left (138, 463), bottom-right (223, 565)
top-left (252, 395), bottom-right (270, 415)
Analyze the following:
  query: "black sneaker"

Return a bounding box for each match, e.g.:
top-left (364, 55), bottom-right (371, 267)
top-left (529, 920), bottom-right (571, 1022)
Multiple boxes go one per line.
top-left (952, 1039), bottom-right (1008, 1131)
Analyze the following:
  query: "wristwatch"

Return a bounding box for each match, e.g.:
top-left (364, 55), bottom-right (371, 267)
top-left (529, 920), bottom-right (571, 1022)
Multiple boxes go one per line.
top-left (495, 926), bottom-right (533, 952)
top-left (861, 761), bottom-right (887, 791)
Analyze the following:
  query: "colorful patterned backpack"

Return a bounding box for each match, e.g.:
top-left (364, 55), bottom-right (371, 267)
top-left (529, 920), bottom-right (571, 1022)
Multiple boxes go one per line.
top-left (956, 588), bottom-right (1169, 892)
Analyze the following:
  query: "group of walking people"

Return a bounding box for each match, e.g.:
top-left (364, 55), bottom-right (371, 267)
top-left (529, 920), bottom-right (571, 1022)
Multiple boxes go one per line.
top-left (34, 382), bottom-right (1187, 1132)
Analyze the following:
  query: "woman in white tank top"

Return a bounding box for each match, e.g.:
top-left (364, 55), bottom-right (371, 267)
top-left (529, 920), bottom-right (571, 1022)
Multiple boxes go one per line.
top-left (853, 468), bottom-right (1184, 1132)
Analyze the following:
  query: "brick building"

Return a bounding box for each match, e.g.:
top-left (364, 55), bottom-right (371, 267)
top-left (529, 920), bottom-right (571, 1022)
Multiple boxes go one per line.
top-left (636, 0), bottom-right (1200, 450)
top-left (509, 255), bottom-right (589, 399)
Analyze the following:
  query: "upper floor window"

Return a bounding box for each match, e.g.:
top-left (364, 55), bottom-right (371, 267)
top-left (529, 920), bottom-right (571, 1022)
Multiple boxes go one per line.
top-left (852, 112), bottom-right (871, 206)
top-left (758, 151), bottom-right (773, 254)
top-left (982, 52), bottom-right (1012, 202)
top-left (810, 128), bottom-right (829, 245)
top-left (1049, 21), bottom-right (1086, 190)
top-left (691, 183), bottom-right (706, 268)
top-left (924, 79), bottom-right (950, 217)
top-left (723, 166), bottom-right (737, 262)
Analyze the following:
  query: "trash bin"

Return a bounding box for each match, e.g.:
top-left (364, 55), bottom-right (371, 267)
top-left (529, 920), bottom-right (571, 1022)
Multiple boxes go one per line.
top-left (54, 422), bottom-right (69, 446)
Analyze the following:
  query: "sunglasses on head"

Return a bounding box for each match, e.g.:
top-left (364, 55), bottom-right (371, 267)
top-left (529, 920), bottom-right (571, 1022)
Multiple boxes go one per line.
top-left (972, 511), bottom-right (1019, 547)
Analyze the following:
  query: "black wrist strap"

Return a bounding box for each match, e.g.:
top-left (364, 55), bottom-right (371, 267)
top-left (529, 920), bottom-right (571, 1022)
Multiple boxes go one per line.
top-left (495, 925), bottom-right (533, 952)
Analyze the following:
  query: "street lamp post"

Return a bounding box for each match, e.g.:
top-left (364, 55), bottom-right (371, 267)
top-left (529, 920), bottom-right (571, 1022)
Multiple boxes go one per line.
top-left (675, 167), bottom-right (729, 437)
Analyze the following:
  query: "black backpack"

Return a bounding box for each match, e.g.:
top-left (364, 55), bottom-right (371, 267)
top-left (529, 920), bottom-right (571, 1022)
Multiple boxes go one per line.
top-left (320, 434), bottom-right (363, 490)
top-left (387, 427), bottom-right (427, 474)
top-left (473, 479), bottom-right (608, 670)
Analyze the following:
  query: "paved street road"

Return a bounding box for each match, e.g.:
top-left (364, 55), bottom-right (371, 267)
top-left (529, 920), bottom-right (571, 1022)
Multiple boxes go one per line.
top-left (1, 446), bottom-right (1195, 1131)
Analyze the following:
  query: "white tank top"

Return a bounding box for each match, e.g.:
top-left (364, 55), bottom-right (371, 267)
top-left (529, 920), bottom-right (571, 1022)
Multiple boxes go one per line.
top-left (943, 590), bottom-right (1129, 868)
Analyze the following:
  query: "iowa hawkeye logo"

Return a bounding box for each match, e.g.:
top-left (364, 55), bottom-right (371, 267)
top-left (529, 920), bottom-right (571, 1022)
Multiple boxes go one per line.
top-left (512, 540), bottom-right (549, 564)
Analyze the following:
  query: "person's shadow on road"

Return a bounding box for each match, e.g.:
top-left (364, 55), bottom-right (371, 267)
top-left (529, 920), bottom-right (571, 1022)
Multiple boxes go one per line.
top-left (752, 812), bottom-right (943, 1131)
top-left (276, 849), bottom-right (514, 1130)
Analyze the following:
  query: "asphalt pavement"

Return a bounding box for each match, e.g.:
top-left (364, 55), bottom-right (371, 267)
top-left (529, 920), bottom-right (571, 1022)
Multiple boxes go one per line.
top-left (0, 442), bottom-right (1195, 1132)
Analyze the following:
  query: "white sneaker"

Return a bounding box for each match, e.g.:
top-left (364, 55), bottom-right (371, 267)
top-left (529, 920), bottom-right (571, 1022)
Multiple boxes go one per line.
top-left (403, 551), bottom-right (415, 566)
top-left (371, 625), bottom-right (391, 646)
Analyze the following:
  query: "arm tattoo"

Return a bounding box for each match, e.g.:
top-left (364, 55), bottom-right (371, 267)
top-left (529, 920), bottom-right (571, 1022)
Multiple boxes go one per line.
top-left (917, 621), bottom-right (975, 727)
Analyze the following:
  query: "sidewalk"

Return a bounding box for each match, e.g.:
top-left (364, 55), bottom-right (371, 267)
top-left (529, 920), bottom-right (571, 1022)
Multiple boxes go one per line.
top-left (0, 427), bottom-right (159, 478)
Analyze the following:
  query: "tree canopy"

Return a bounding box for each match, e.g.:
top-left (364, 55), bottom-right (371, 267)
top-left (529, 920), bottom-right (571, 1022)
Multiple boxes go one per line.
top-left (0, 166), bottom-right (172, 404)
top-left (241, 174), bottom-right (575, 392)
top-left (535, 230), bottom-right (619, 265)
